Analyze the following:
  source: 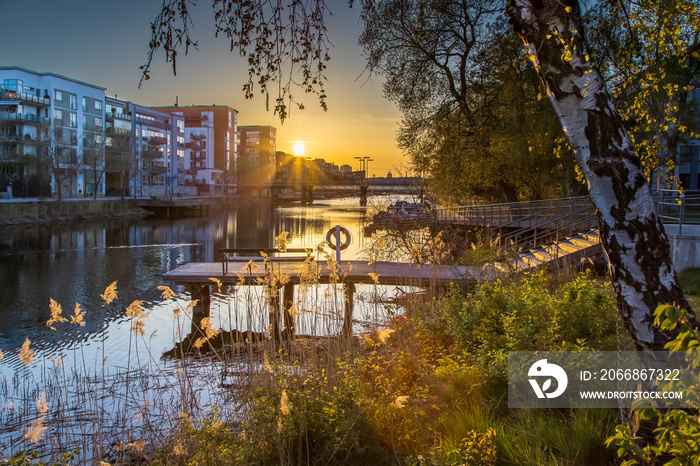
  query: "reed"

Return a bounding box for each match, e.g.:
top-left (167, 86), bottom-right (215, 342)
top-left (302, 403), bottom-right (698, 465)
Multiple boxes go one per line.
top-left (0, 230), bottom-right (630, 465)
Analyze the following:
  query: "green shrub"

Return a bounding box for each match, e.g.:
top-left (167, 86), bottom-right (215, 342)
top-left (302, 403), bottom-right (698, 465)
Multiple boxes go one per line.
top-left (607, 303), bottom-right (700, 465)
top-left (444, 272), bottom-right (618, 380)
top-left (229, 360), bottom-right (388, 465)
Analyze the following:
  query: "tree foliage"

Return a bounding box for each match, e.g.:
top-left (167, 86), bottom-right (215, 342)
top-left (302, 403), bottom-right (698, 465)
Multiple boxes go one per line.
top-left (585, 0), bottom-right (700, 185)
top-left (359, 0), bottom-right (580, 204)
top-left (142, 0), bottom-right (336, 121)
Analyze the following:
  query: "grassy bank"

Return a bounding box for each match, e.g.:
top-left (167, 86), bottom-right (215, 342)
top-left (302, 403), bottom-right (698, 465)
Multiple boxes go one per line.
top-left (4, 255), bottom-right (698, 465)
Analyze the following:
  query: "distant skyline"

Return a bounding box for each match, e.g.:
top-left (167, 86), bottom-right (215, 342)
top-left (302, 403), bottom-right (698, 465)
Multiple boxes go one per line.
top-left (0, 0), bottom-right (404, 176)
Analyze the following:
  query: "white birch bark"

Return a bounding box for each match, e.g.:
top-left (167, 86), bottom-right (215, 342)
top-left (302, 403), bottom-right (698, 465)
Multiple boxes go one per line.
top-left (506, 0), bottom-right (692, 350)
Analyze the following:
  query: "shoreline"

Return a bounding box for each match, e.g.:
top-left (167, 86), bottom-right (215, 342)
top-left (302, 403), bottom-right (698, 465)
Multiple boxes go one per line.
top-left (0, 198), bottom-right (151, 226)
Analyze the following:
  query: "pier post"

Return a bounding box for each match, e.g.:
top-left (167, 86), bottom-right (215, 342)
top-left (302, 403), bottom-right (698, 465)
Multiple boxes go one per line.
top-left (188, 284), bottom-right (211, 334)
top-left (269, 287), bottom-right (281, 344)
top-left (343, 282), bottom-right (356, 336)
top-left (360, 186), bottom-right (368, 206)
top-left (282, 282), bottom-right (296, 339)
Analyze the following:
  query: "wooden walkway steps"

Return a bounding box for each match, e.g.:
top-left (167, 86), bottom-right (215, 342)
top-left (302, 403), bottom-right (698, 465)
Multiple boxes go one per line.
top-left (498, 229), bottom-right (604, 271)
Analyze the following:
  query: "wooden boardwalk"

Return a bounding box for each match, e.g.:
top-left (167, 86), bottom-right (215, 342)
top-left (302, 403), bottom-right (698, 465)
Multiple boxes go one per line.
top-left (163, 259), bottom-right (489, 338)
top-left (163, 260), bottom-right (485, 287)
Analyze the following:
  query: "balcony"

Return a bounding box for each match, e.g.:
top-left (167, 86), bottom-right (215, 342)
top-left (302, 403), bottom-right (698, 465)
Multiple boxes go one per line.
top-left (148, 136), bottom-right (167, 145)
top-left (191, 153), bottom-right (207, 162)
top-left (105, 111), bottom-right (132, 121)
top-left (0, 134), bottom-right (22, 143)
top-left (135, 115), bottom-right (167, 129)
top-left (106, 127), bottom-right (131, 137)
top-left (0, 112), bottom-right (51, 125)
top-left (0, 91), bottom-right (50, 107)
top-left (146, 165), bottom-right (167, 174)
top-left (185, 116), bottom-right (207, 126)
top-left (141, 148), bottom-right (164, 159)
top-left (187, 141), bottom-right (204, 151)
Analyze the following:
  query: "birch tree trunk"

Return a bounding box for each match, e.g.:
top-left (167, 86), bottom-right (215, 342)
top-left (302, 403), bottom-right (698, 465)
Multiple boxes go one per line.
top-left (506, 0), bottom-right (693, 350)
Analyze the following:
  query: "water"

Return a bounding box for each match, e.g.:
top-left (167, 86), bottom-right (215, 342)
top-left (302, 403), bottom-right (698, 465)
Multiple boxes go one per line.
top-left (0, 197), bottom-right (390, 373)
top-left (0, 195), bottom-right (410, 458)
top-left (0, 196), bottom-right (419, 458)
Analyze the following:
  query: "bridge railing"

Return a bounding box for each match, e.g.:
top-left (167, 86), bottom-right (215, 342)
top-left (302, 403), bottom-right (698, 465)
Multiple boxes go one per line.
top-left (434, 196), bottom-right (591, 228)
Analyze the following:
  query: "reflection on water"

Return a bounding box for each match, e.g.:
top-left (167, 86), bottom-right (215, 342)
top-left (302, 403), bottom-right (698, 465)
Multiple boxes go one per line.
top-left (0, 197), bottom-right (384, 374)
top-left (0, 196), bottom-right (425, 458)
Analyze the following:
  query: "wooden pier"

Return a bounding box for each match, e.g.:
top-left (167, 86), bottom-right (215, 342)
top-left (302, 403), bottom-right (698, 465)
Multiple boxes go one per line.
top-left (163, 259), bottom-right (487, 339)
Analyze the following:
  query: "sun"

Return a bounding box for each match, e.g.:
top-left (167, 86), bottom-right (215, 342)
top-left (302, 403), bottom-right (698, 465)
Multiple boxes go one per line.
top-left (293, 143), bottom-right (305, 156)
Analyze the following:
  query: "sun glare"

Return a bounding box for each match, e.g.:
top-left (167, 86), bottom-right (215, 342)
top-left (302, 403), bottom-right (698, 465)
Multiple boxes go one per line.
top-left (293, 143), bottom-right (305, 156)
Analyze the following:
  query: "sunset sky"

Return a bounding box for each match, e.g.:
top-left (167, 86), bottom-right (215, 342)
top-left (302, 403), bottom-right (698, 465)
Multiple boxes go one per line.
top-left (0, 0), bottom-right (404, 176)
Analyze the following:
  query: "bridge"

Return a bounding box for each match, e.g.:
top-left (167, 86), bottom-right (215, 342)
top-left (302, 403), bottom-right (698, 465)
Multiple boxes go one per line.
top-left (237, 180), bottom-right (423, 204)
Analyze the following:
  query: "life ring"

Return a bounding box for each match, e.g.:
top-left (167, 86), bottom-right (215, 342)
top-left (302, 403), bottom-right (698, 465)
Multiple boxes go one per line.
top-left (325, 226), bottom-right (352, 251)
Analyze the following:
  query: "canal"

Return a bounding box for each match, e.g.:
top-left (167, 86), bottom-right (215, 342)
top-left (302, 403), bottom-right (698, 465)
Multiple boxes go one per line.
top-left (0, 196), bottom-right (426, 457)
top-left (0, 197), bottom-right (394, 374)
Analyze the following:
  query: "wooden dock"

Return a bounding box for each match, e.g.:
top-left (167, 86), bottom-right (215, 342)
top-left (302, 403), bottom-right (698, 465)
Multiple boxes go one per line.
top-left (163, 259), bottom-right (489, 339)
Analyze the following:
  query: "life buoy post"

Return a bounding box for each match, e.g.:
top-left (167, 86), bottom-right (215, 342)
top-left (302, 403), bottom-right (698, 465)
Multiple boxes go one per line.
top-left (325, 225), bottom-right (352, 263)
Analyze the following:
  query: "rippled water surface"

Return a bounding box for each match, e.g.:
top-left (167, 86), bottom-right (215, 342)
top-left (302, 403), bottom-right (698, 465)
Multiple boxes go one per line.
top-left (0, 197), bottom-right (398, 375)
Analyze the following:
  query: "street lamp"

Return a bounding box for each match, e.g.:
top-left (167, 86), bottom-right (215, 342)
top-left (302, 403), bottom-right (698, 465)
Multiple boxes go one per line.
top-left (354, 156), bottom-right (373, 183)
top-left (354, 156), bottom-right (373, 206)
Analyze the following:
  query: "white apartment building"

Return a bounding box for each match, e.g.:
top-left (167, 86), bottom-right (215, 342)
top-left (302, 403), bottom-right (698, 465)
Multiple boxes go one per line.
top-left (129, 104), bottom-right (186, 198)
top-left (0, 67), bottom-right (106, 198)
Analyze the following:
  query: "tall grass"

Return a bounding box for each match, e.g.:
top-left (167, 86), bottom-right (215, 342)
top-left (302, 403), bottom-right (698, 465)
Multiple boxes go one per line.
top-left (0, 237), bottom-right (414, 464)
top-left (1, 232), bottom-right (630, 465)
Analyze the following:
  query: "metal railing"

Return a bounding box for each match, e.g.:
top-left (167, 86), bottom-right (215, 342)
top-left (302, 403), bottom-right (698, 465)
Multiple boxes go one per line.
top-left (0, 91), bottom-right (50, 106)
top-left (0, 112), bottom-right (51, 125)
top-left (656, 189), bottom-right (700, 235)
top-left (495, 203), bottom-right (597, 263)
top-left (434, 196), bottom-right (591, 228)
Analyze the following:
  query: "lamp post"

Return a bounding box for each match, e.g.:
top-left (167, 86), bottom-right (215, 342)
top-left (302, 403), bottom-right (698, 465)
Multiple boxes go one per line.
top-left (354, 156), bottom-right (373, 182)
top-left (354, 156), bottom-right (373, 206)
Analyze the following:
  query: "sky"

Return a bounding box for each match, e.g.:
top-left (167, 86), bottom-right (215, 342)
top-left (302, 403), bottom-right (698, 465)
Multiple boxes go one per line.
top-left (0, 0), bottom-right (404, 176)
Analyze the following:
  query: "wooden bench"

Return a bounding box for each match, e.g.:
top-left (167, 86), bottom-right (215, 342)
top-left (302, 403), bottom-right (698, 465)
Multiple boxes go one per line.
top-left (219, 248), bottom-right (314, 275)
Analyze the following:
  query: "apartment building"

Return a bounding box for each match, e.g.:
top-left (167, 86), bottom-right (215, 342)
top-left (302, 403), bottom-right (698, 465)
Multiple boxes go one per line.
top-left (0, 66), bottom-right (106, 197)
top-left (238, 125), bottom-right (277, 188)
top-left (104, 96), bottom-right (133, 197)
top-left (129, 104), bottom-right (186, 198)
top-left (152, 105), bottom-right (238, 194)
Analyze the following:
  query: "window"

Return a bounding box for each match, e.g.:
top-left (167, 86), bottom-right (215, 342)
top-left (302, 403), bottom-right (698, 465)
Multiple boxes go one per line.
top-left (69, 113), bottom-right (77, 128)
top-left (70, 95), bottom-right (77, 110)
top-left (94, 117), bottom-right (102, 127)
top-left (95, 101), bottom-right (103, 111)
top-left (54, 90), bottom-right (63, 100)
top-left (176, 119), bottom-right (184, 132)
top-left (95, 134), bottom-right (103, 144)
top-left (177, 136), bottom-right (184, 145)
top-left (54, 109), bottom-right (63, 120)
top-left (136, 113), bottom-right (156, 122)
top-left (177, 149), bottom-right (184, 159)
top-left (82, 97), bottom-right (87, 112)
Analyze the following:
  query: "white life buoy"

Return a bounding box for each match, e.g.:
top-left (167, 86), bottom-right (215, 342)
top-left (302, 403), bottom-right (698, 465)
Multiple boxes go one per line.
top-left (325, 226), bottom-right (352, 251)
